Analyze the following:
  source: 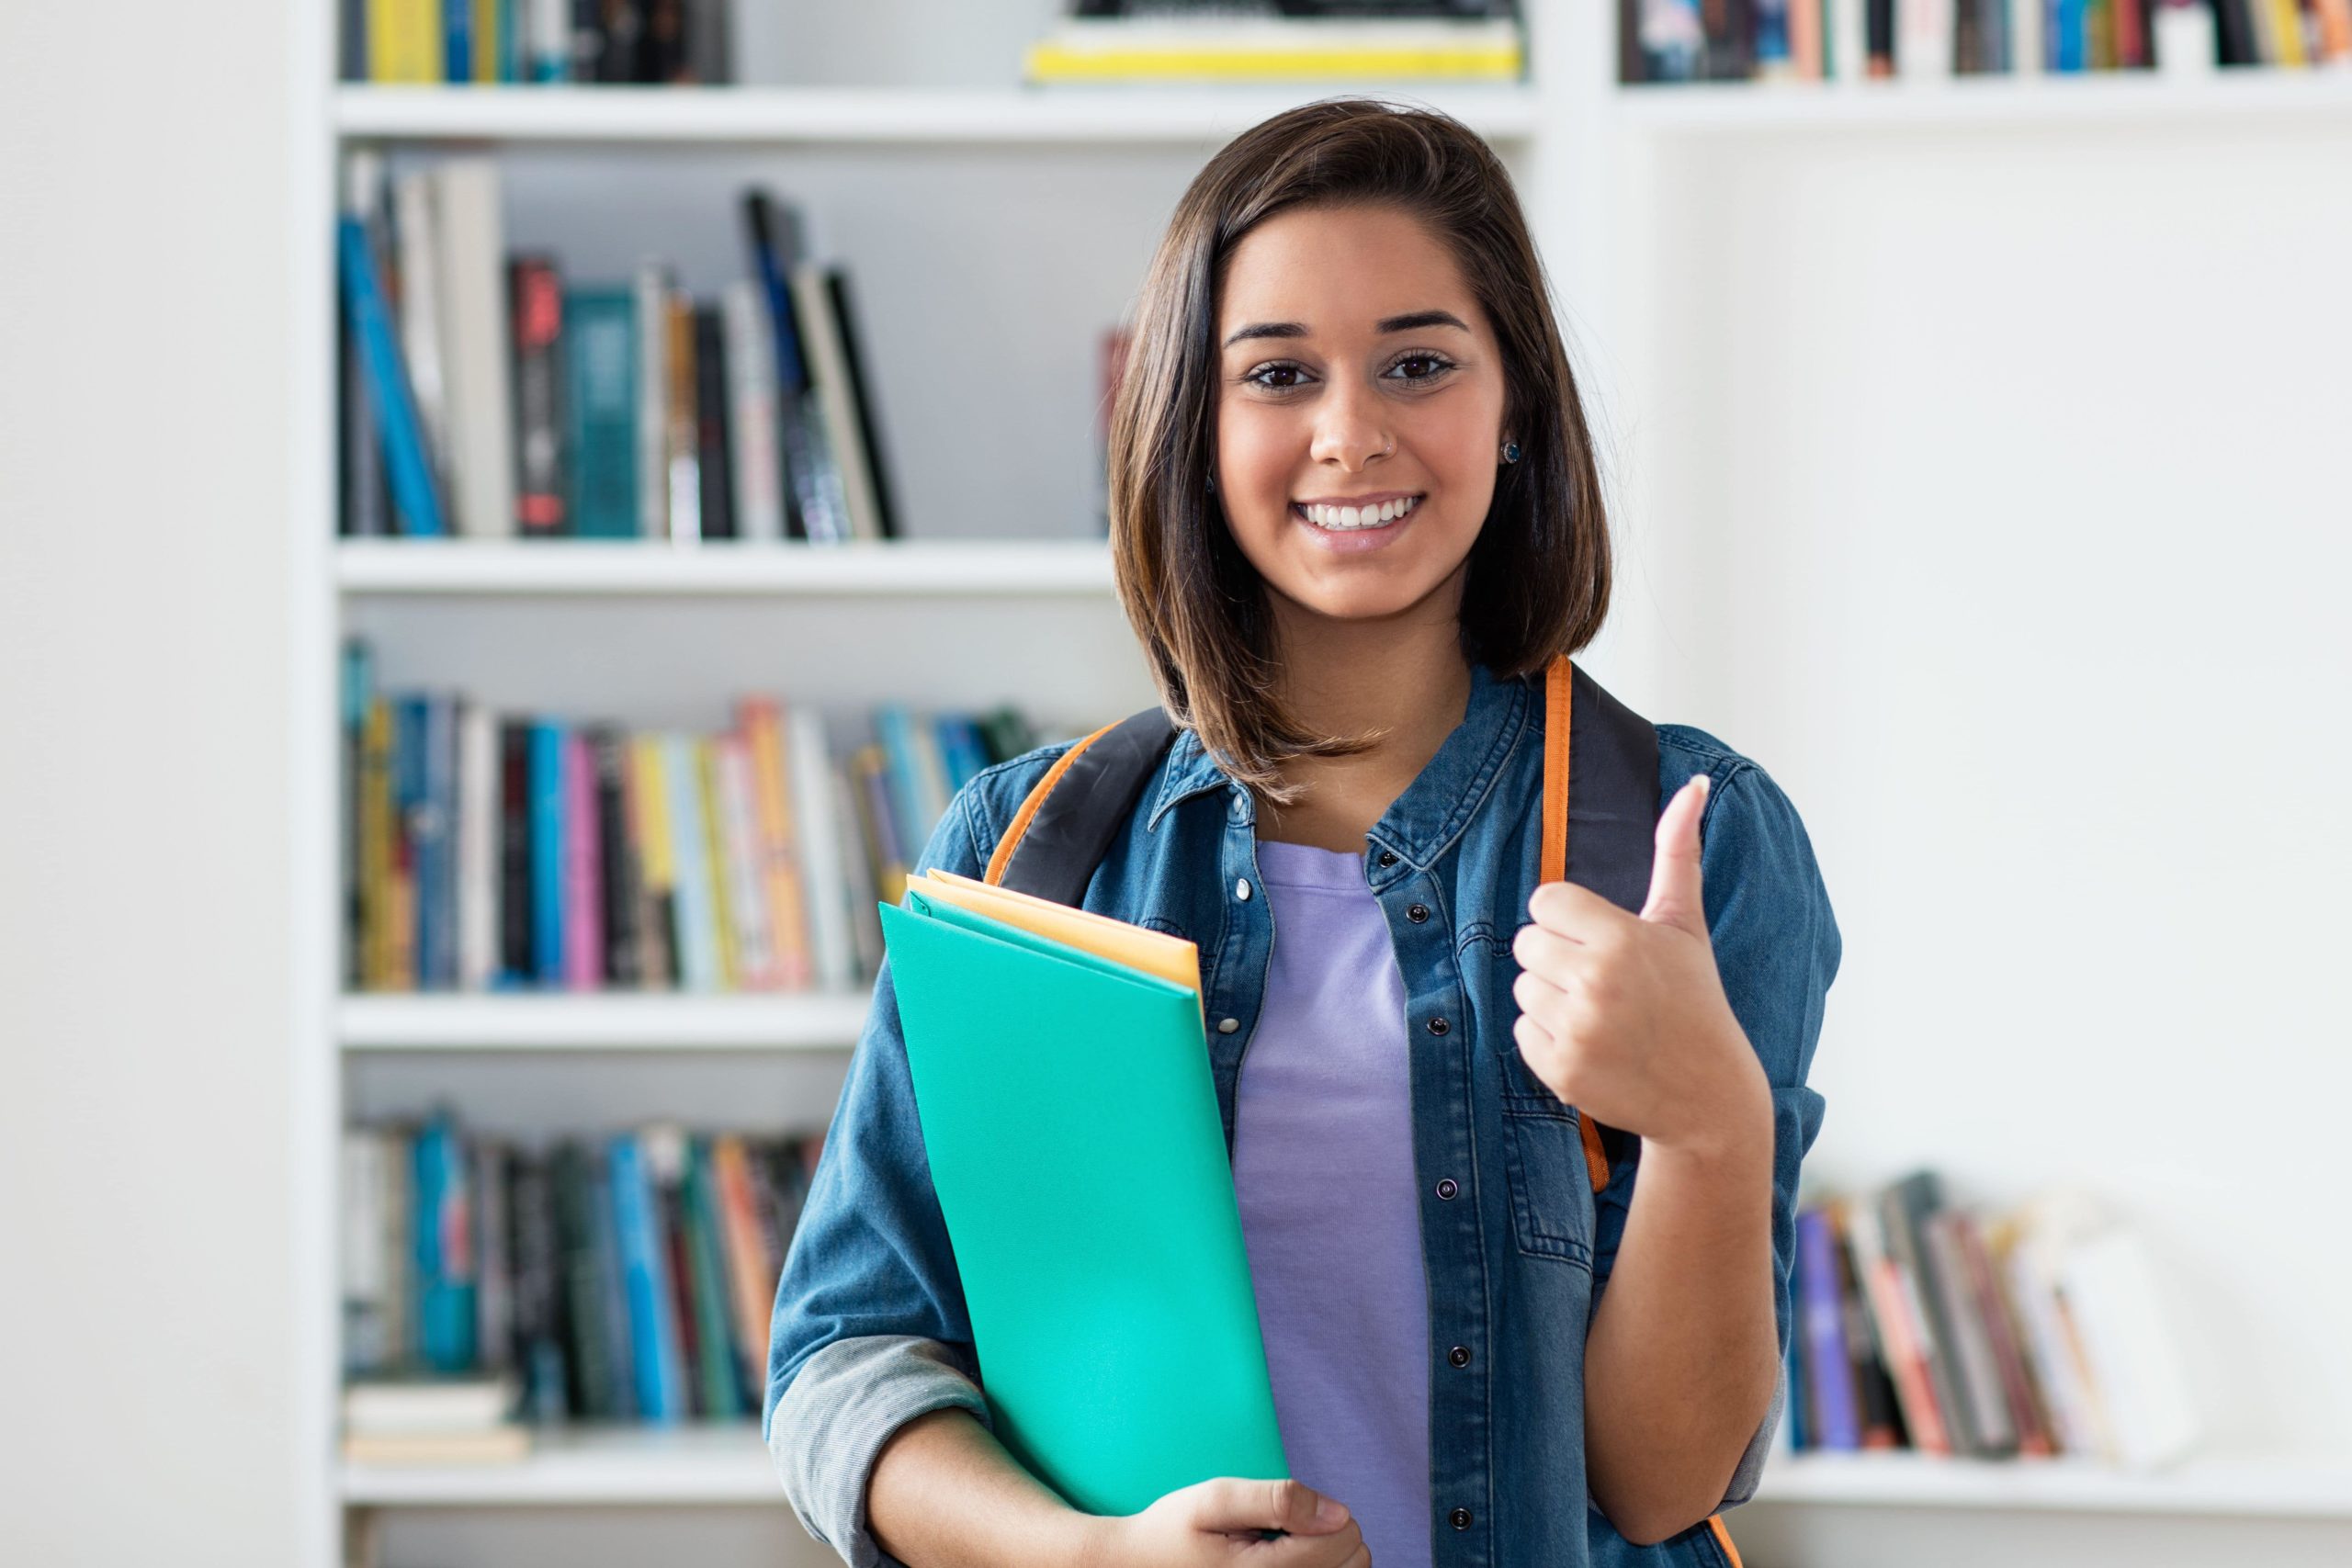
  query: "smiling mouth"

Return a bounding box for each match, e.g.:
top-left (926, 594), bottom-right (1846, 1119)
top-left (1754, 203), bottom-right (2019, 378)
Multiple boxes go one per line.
top-left (1291, 494), bottom-right (1424, 531)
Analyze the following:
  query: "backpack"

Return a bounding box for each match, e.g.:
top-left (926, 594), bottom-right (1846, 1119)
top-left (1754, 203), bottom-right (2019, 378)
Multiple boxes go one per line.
top-left (977, 655), bottom-right (1659, 1193)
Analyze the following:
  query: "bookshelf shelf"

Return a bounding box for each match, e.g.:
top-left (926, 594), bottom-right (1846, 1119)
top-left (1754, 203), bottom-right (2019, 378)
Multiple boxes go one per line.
top-left (334, 1426), bottom-right (2352, 1517)
top-left (1752, 1450), bottom-right (2352, 1518)
top-left (1614, 70), bottom-right (2352, 134)
top-left (331, 84), bottom-right (1544, 147)
top-left (340, 1420), bottom-right (775, 1506)
top-left (333, 538), bottom-right (1117, 597)
top-left (338, 992), bottom-right (871, 1051)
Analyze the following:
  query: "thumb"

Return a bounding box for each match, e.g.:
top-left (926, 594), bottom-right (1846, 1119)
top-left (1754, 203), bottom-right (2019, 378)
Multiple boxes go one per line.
top-left (1639, 773), bottom-right (1710, 937)
top-left (1187, 1477), bottom-right (1351, 1537)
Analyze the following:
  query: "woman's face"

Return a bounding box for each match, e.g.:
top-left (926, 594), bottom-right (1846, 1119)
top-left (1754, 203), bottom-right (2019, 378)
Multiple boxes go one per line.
top-left (1213, 201), bottom-right (1510, 630)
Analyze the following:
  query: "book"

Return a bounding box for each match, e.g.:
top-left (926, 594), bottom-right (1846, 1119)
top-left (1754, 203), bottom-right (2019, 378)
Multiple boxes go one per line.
top-left (432, 160), bottom-right (518, 537)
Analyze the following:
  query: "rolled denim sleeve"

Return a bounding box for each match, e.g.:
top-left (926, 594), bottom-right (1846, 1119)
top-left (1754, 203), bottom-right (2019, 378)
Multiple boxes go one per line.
top-left (762, 778), bottom-right (1016, 1566)
top-left (1589, 755), bottom-right (1840, 1515)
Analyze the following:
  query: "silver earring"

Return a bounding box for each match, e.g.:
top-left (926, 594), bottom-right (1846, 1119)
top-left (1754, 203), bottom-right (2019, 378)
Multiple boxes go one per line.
top-left (1501, 441), bottom-right (1521, 465)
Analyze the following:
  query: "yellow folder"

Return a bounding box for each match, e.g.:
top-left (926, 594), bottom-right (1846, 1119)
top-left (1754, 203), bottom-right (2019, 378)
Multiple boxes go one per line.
top-left (905, 869), bottom-right (1201, 997)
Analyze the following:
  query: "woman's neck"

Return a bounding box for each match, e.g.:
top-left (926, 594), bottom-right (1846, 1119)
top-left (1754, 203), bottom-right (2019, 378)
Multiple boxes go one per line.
top-left (1252, 588), bottom-right (1473, 852)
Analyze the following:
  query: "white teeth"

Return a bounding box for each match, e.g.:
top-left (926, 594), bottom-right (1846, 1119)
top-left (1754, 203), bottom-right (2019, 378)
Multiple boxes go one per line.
top-left (1302, 495), bottom-right (1419, 531)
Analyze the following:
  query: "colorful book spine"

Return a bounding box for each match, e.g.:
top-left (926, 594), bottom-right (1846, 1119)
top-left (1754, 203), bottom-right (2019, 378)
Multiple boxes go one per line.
top-left (562, 729), bottom-right (604, 989)
top-left (413, 1112), bottom-right (479, 1372)
top-left (607, 1133), bottom-right (684, 1423)
top-left (336, 216), bottom-right (447, 536)
top-left (664, 735), bottom-right (720, 990)
top-left (528, 720), bottom-right (567, 987)
top-left (1797, 1206), bottom-right (1862, 1449)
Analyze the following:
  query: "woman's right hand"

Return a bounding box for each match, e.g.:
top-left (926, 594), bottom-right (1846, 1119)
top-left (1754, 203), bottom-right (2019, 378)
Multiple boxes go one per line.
top-left (1079, 1477), bottom-right (1368, 1568)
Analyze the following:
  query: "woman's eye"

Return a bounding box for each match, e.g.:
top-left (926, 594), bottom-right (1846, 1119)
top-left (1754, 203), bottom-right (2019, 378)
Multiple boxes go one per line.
top-left (1245, 363), bottom-right (1309, 390)
top-left (1389, 354), bottom-right (1455, 382)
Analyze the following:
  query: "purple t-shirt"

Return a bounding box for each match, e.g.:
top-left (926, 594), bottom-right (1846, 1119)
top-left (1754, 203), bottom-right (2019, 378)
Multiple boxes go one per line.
top-left (1232, 840), bottom-right (1432, 1568)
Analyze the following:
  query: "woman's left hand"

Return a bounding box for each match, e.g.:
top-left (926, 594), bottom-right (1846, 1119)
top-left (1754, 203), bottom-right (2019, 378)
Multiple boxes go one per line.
top-left (1510, 773), bottom-right (1770, 1158)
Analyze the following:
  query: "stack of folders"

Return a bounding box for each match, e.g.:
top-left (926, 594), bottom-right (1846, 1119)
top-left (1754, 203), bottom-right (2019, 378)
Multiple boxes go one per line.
top-left (879, 869), bottom-right (1289, 1516)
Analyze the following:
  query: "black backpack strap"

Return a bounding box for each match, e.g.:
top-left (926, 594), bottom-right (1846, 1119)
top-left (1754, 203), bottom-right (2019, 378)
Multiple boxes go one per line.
top-left (1561, 660), bottom-right (1661, 917)
top-left (983, 706), bottom-right (1180, 907)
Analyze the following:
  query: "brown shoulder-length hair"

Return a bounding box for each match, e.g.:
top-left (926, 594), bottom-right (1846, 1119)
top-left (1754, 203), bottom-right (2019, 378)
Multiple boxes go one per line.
top-left (1109, 96), bottom-right (1610, 803)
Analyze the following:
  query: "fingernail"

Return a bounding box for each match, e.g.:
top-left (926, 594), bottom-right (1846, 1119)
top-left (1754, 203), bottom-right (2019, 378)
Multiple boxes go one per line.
top-left (1691, 774), bottom-right (1710, 797)
top-left (1315, 1496), bottom-right (1349, 1528)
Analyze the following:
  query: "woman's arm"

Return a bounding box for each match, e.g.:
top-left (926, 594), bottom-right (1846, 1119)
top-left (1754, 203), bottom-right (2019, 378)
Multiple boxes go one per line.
top-left (866, 1408), bottom-right (1101, 1568)
top-left (1581, 1106), bottom-right (1779, 1544)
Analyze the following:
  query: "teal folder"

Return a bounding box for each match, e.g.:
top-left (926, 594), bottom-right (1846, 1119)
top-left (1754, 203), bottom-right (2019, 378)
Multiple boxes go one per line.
top-left (878, 890), bottom-right (1288, 1516)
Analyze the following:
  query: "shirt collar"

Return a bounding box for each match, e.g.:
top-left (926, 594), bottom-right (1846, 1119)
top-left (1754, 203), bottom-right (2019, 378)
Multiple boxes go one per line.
top-left (1143, 660), bottom-right (1535, 870)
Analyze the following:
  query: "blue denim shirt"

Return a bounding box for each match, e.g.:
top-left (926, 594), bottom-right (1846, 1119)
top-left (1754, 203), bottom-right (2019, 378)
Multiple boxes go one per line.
top-left (765, 660), bottom-right (1840, 1568)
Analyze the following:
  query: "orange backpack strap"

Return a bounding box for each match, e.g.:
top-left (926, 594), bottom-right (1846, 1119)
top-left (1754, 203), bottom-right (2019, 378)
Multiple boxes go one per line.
top-left (984, 706), bottom-right (1179, 905)
top-left (1539, 656), bottom-right (1663, 1193)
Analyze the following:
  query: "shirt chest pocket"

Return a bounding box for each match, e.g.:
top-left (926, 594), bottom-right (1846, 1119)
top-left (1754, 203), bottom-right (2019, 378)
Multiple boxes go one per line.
top-left (1498, 1090), bottom-right (1598, 1271)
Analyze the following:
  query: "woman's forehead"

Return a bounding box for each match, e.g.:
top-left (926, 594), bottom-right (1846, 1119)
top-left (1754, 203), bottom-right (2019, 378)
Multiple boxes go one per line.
top-left (1217, 206), bottom-right (1477, 339)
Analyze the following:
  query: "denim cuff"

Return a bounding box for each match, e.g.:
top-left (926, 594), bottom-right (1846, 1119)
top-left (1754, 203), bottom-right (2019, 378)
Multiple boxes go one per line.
top-left (765, 1335), bottom-right (994, 1568)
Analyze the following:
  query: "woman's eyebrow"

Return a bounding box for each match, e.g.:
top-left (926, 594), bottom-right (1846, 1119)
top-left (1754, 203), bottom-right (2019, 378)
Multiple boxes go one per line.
top-left (1220, 309), bottom-right (1472, 349)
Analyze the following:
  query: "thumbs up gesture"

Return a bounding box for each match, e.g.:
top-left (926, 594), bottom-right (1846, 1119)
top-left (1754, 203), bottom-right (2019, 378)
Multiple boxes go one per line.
top-left (1510, 773), bottom-right (1770, 1156)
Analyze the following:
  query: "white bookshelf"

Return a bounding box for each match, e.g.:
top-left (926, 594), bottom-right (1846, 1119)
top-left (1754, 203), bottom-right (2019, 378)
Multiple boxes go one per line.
top-left (334, 537), bottom-right (1116, 596)
top-left (290, 6), bottom-right (2352, 1567)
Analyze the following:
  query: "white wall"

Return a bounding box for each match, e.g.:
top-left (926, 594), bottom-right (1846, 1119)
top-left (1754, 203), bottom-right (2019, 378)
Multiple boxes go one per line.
top-left (0, 2), bottom-right (301, 1565)
top-left (1598, 115), bottom-right (2352, 1557)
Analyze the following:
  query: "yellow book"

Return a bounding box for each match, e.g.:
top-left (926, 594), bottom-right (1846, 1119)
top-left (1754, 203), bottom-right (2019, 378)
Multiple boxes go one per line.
top-left (740, 699), bottom-right (814, 989)
top-left (474, 0), bottom-right (500, 83)
top-left (697, 739), bottom-right (739, 989)
top-left (2268, 0), bottom-right (2311, 65)
top-left (906, 869), bottom-right (1201, 998)
top-left (360, 696), bottom-right (397, 988)
top-left (627, 735), bottom-right (677, 987)
top-left (371, 0), bottom-right (441, 85)
top-left (852, 743), bottom-right (910, 908)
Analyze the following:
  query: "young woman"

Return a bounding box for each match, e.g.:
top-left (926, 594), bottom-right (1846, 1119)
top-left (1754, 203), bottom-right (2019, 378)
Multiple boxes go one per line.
top-left (765, 100), bottom-right (1839, 1568)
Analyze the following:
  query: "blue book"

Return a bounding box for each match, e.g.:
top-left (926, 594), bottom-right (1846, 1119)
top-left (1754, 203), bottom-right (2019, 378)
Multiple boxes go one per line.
top-left (933, 714), bottom-right (989, 794)
top-left (413, 1113), bottom-right (479, 1371)
top-left (529, 720), bottom-right (567, 987)
top-left (589, 1149), bottom-right (639, 1418)
top-left (442, 0), bottom-right (471, 81)
top-left (1797, 1207), bottom-right (1862, 1450)
top-left (2053, 0), bottom-right (2086, 71)
top-left (422, 696), bottom-right (459, 988)
top-left (874, 705), bottom-right (934, 871)
top-left (393, 697), bottom-right (433, 984)
top-left (664, 737), bottom-right (721, 990)
top-left (336, 218), bottom-right (446, 536)
top-left (608, 1134), bottom-right (684, 1423)
top-left (563, 288), bottom-right (639, 538)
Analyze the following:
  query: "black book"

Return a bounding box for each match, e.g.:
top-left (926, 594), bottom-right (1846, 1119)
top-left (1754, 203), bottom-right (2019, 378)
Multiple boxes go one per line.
top-left (505, 1147), bottom-right (571, 1424)
top-left (825, 269), bottom-right (899, 541)
top-left (570, 0), bottom-right (607, 79)
top-left (742, 189), bottom-right (840, 542)
top-left (1879, 1172), bottom-right (1979, 1455)
top-left (549, 1141), bottom-right (621, 1420)
top-left (588, 729), bottom-right (643, 987)
top-left (1866, 0), bottom-right (1894, 73)
top-left (509, 256), bottom-right (569, 538)
top-left (497, 722), bottom-right (533, 985)
top-left (596, 0), bottom-right (644, 82)
top-left (2211, 0), bottom-right (2257, 66)
top-left (693, 305), bottom-right (735, 539)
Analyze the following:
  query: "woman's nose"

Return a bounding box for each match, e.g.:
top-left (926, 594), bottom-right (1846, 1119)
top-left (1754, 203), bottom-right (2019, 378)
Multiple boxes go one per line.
top-left (1307, 378), bottom-right (1391, 471)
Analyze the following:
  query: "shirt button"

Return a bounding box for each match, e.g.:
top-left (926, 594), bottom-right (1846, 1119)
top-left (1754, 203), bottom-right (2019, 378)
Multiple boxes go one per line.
top-left (1235, 877), bottom-right (1252, 902)
top-left (1376, 850), bottom-right (1398, 867)
top-left (1229, 795), bottom-right (1247, 821)
top-left (1450, 1507), bottom-right (1472, 1529)
top-left (1426, 1016), bottom-right (1449, 1036)
top-left (1216, 1017), bottom-right (1239, 1034)
top-left (1448, 1345), bottom-right (1470, 1368)
top-left (1436, 1178), bottom-right (1459, 1200)
top-left (1407, 903), bottom-right (1430, 923)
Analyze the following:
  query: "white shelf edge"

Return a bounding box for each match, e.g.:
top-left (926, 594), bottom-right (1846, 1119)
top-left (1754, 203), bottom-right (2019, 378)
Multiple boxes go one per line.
top-left (334, 538), bottom-right (1117, 597)
top-left (1615, 69), bottom-right (2352, 132)
top-left (340, 1420), bottom-right (777, 1506)
top-left (337, 992), bottom-right (871, 1051)
top-left (331, 83), bottom-right (1544, 145)
top-left (335, 1429), bottom-right (2352, 1514)
top-left (1750, 1450), bottom-right (2352, 1517)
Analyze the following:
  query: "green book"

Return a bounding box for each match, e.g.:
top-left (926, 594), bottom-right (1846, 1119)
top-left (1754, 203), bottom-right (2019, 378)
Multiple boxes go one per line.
top-left (878, 890), bottom-right (1287, 1517)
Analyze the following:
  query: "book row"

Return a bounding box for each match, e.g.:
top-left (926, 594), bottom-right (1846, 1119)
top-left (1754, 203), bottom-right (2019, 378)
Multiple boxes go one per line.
top-left (1621, 0), bottom-right (2351, 82)
top-left (1783, 1170), bottom-right (2199, 1469)
top-left (1026, 3), bottom-right (1525, 83)
top-left (341, 1111), bottom-right (819, 1451)
top-left (342, 638), bottom-right (1045, 994)
top-left (338, 152), bottom-right (897, 545)
top-left (342, 0), bottom-right (734, 86)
